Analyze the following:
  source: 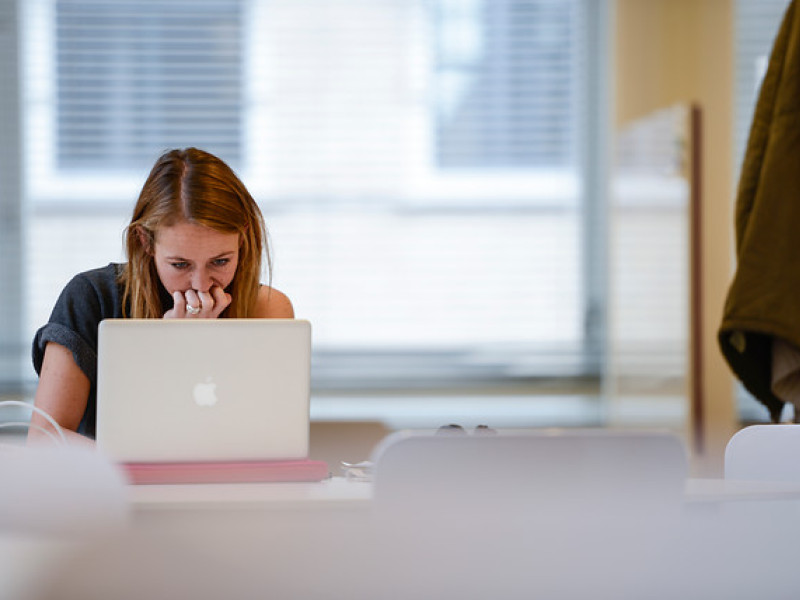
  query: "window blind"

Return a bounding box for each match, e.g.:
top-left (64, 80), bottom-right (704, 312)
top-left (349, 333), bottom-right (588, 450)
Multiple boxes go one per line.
top-left (434, 0), bottom-right (578, 169)
top-left (55, 0), bottom-right (243, 170)
top-left (22, 0), bottom-right (601, 389)
top-left (734, 0), bottom-right (791, 164)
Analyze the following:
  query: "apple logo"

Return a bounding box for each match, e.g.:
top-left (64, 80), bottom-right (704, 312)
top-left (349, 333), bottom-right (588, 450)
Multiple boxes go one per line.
top-left (193, 376), bottom-right (218, 407)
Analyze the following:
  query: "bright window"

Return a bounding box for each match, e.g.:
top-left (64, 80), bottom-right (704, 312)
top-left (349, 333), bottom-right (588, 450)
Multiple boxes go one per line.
top-left (19, 0), bottom-right (607, 390)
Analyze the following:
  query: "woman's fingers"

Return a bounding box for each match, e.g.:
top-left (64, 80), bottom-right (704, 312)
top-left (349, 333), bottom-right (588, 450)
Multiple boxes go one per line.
top-left (196, 289), bottom-right (214, 316)
top-left (163, 288), bottom-right (231, 319)
top-left (184, 289), bottom-right (202, 316)
top-left (209, 285), bottom-right (232, 317)
top-left (163, 290), bottom-right (187, 319)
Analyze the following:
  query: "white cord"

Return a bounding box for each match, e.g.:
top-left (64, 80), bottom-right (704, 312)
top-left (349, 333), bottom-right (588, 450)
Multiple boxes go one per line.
top-left (0, 421), bottom-right (64, 446)
top-left (0, 400), bottom-right (68, 444)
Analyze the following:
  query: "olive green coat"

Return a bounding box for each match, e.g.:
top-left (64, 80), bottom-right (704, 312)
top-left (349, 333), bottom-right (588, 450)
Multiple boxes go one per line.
top-left (719, 0), bottom-right (800, 422)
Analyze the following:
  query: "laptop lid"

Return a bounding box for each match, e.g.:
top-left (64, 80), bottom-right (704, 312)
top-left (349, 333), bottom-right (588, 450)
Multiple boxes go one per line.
top-left (96, 319), bottom-right (311, 463)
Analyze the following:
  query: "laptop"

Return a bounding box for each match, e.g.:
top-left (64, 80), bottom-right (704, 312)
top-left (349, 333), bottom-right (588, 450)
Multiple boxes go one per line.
top-left (96, 319), bottom-right (312, 464)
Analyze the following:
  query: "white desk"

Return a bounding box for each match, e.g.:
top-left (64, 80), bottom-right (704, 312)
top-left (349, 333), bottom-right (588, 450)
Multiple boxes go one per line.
top-left (9, 477), bottom-right (800, 600)
top-left (685, 477), bottom-right (800, 503)
top-left (130, 477), bottom-right (800, 512)
top-left (129, 476), bottom-right (372, 513)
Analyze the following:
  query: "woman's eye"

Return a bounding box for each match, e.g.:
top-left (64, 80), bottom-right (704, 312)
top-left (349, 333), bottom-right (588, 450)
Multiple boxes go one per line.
top-left (212, 258), bottom-right (230, 267)
top-left (170, 262), bottom-right (189, 270)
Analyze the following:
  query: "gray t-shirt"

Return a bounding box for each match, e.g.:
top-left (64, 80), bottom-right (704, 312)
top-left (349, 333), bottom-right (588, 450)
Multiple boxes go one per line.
top-left (31, 263), bottom-right (171, 438)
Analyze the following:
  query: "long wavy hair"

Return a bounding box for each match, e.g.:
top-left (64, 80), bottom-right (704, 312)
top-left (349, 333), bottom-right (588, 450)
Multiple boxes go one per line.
top-left (120, 148), bottom-right (270, 318)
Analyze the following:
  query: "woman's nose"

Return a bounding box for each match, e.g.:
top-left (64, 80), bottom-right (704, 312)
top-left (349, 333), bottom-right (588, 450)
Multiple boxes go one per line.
top-left (191, 269), bottom-right (213, 292)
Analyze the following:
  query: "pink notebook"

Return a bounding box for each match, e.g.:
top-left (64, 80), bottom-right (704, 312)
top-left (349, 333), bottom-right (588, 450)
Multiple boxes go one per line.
top-left (121, 459), bottom-right (330, 485)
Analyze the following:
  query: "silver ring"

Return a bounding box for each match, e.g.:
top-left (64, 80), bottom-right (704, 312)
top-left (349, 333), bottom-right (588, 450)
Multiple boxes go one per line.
top-left (186, 304), bottom-right (200, 315)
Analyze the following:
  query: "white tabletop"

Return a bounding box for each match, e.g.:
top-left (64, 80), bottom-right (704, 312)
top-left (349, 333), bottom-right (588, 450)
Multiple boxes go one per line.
top-left (129, 477), bottom-right (800, 512)
top-left (684, 477), bottom-right (800, 503)
top-left (129, 476), bottom-right (372, 512)
top-left (9, 477), bottom-right (800, 600)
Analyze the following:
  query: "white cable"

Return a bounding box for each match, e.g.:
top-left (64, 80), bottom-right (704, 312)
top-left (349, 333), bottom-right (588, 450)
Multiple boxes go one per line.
top-left (0, 400), bottom-right (67, 444)
top-left (0, 421), bottom-right (63, 446)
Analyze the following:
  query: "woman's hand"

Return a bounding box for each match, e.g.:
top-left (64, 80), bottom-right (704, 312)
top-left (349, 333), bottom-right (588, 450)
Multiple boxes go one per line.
top-left (163, 285), bottom-right (232, 319)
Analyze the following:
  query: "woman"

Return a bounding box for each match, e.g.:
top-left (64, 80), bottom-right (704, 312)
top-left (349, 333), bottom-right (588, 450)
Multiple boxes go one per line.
top-left (30, 148), bottom-right (294, 444)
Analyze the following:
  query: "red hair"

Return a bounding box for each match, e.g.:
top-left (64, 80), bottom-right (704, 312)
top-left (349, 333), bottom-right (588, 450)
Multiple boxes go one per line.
top-left (120, 148), bottom-right (270, 318)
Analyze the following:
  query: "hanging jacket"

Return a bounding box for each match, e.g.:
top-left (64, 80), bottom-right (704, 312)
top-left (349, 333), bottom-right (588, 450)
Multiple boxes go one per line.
top-left (719, 0), bottom-right (800, 422)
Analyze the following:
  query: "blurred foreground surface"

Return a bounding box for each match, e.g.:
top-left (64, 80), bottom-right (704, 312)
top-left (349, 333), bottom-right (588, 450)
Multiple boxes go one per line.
top-left (3, 436), bottom-right (799, 599)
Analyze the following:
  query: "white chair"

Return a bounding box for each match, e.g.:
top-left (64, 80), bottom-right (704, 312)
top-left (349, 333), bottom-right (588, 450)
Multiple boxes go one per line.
top-left (725, 424), bottom-right (800, 481)
top-left (368, 428), bottom-right (690, 599)
top-left (371, 428), bottom-right (688, 526)
top-left (0, 401), bottom-right (130, 538)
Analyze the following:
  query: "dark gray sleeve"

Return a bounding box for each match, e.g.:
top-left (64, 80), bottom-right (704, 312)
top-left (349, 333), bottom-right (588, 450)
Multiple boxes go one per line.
top-left (32, 322), bottom-right (98, 384)
top-left (31, 265), bottom-right (123, 439)
top-left (31, 264), bottom-right (123, 387)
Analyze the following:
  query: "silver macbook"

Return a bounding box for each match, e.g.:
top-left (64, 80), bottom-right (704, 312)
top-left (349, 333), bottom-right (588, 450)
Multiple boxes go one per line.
top-left (96, 319), bottom-right (311, 463)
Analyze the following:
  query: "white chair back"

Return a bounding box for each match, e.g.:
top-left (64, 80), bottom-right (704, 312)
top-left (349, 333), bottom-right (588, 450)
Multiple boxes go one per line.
top-left (0, 401), bottom-right (130, 538)
top-left (0, 445), bottom-right (130, 537)
top-left (725, 424), bottom-right (800, 481)
top-left (371, 428), bottom-right (688, 527)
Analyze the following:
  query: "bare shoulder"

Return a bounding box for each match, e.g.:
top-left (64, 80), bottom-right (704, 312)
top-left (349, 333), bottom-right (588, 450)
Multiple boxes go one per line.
top-left (253, 285), bottom-right (295, 318)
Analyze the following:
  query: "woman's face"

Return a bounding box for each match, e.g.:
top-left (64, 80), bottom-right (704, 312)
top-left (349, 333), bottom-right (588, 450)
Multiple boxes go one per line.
top-left (151, 221), bottom-right (240, 294)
